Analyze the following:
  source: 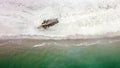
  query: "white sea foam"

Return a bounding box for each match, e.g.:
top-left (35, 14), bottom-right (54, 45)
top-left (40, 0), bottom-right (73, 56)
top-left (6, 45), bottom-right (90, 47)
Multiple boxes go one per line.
top-left (33, 43), bottom-right (46, 47)
top-left (0, 0), bottom-right (120, 39)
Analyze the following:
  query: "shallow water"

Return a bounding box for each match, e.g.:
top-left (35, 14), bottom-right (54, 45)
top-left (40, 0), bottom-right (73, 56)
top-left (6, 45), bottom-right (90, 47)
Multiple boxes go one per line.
top-left (0, 39), bottom-right (120, 68)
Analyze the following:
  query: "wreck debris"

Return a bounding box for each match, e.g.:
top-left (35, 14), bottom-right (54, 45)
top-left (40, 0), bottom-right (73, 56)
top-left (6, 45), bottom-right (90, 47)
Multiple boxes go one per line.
top-left (38, 18), bottom-right (59, 29)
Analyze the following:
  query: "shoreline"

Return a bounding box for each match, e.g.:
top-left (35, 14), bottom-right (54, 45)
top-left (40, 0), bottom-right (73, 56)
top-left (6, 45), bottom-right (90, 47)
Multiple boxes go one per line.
top-left (1, 32), bottom-right (120, 40)
top-left (0, 35), bottom-right (120, 47)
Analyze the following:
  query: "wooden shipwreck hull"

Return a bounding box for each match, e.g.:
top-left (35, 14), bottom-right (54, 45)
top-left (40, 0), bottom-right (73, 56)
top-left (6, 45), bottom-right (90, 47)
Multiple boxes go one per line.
top-left (38, 18), bottom-right (59, 29)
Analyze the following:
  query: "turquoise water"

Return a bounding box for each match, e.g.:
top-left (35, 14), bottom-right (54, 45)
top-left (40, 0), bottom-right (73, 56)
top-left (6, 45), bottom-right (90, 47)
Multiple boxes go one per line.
top-left (0, 40), bottom-right (120, 68)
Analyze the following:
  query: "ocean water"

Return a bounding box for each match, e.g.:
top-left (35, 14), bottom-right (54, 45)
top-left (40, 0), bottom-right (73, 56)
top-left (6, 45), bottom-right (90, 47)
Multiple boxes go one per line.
top-left (0, 0), bottom-right (120, 39)
top-left (0, 39), bottom-right (120, 68)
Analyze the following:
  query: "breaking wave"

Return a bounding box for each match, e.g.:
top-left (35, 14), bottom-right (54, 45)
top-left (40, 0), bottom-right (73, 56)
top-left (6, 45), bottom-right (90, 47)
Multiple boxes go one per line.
top-left (0, 0), bottom-right (120, 39)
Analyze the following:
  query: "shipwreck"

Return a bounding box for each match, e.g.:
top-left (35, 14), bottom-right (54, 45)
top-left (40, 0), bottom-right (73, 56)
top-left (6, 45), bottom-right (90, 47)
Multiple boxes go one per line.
top-left (37, 18), bottom-right (59, 29)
